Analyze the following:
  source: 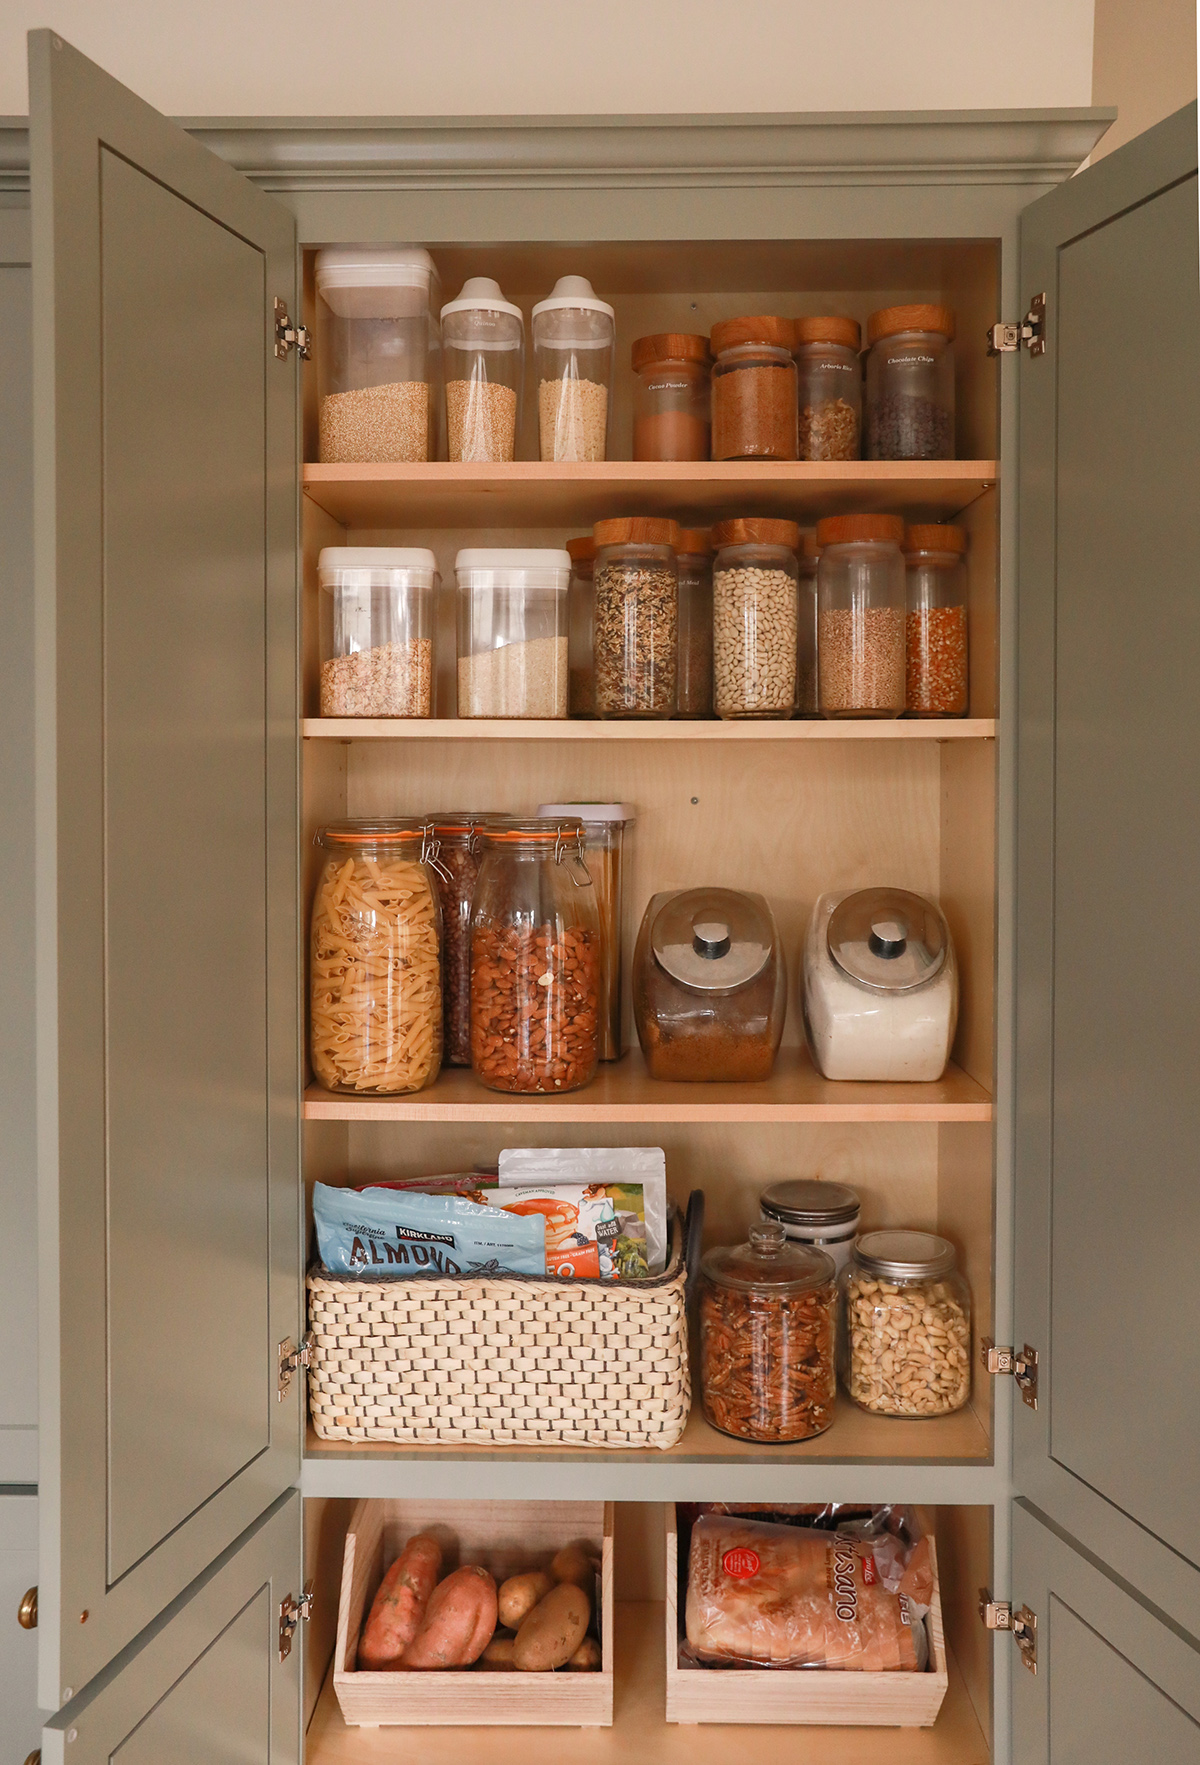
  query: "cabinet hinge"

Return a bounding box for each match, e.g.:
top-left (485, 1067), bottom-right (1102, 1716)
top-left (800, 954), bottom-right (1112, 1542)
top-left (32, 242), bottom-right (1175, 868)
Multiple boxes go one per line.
top-left (279, 1581), bottom-right (314, 1662)
top-left (987, 291), bottom-right (1046, 357)
top-left (277, 1332), bottom-right (314, 1400)
top-left (980, 1338), bottom-right (1039, 1409)
top-left (979, 1590), bottom-right (1038, 1673)
top-left (274, 297), bottom-right (311, 361)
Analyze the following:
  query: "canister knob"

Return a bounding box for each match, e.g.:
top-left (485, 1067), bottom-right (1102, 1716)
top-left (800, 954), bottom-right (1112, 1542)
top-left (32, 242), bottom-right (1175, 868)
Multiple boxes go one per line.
top-left (692, 921), bottom-right (731, 959)
top-left (868, 919), bottom-right (907, 958)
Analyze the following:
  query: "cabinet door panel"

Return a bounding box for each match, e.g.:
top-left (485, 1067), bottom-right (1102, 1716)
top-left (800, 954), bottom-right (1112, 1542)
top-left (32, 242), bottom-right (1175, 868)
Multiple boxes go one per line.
top-left (40, 1494), bottom-right (302, 1765)
top-left (30, 30), bottom-right (301, 1705)
top-left (1014, 101), bottom-right (1200, 1628)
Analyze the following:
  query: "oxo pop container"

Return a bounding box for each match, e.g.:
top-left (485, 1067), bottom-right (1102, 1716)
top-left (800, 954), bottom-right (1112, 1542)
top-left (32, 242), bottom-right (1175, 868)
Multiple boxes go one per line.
top-left (440, 276), bottom-right (524, 462)
top-left (318, 547), bottom-right (437, 718)
top-left (455, 549), bottom-right (570, 719)
top-left (315, 246), bottom-right (441, 463)
top-left (532, 276), bottom-right (615, 462)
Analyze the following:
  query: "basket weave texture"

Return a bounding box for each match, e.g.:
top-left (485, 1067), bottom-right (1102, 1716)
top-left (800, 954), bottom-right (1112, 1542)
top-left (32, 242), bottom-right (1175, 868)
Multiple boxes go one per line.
top-left (306, 1225), bottom-right (691, 1449)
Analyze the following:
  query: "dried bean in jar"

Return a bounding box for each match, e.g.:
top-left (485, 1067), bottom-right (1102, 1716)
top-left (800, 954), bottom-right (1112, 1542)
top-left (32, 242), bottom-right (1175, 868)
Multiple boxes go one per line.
top-left (699, 1275), bottom-right (836, 1443)
top-left (470, 920), bottom-right (599, 1093)
top-left (713, 566), bottom-right (797, 718)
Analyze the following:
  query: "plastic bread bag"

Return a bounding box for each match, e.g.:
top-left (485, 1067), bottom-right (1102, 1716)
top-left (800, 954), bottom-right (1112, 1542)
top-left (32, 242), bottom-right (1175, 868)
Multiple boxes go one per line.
top-left (684, 1515), bottom-right (928, 1671)
top-left (312, 1181), bottom-right (546, 1278)
top-left (497, 1146), bottom-right (668, 1274)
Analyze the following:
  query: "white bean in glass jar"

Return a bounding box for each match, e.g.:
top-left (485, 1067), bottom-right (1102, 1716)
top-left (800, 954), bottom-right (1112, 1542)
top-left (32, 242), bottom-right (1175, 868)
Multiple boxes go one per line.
top-left (711, 517), bottom-right (799, 719)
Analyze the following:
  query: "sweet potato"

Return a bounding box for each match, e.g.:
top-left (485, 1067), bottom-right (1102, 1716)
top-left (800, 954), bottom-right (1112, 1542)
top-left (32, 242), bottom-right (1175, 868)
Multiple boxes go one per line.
top-left (357, 1533), bottom-right (443, 1670)
top-left (497, 1570), bottom-right (553, 1631)
top-left (549, 1543), bottom-right (596, 1591)
top-left (565, 1637), bottom-right (602, 1672)
top-left (402, 1564), bottom-right (498, 1670)
top-left (513, 1582), bottom-right (591, 1672)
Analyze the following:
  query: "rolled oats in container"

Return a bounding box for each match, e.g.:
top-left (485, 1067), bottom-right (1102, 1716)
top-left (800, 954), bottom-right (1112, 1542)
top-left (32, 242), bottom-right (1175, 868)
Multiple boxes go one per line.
top-left (712, 518), bottom-right (800, 719)
top-left (840, 1230), bottom-right (971, 1417)
top-left (593, 517), bottom-right (679, 719)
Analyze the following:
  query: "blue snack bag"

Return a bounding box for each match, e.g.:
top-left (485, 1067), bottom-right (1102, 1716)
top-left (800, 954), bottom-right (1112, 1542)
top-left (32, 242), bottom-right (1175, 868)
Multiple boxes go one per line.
top-left (312, 1182), bottom-right (546, 1278)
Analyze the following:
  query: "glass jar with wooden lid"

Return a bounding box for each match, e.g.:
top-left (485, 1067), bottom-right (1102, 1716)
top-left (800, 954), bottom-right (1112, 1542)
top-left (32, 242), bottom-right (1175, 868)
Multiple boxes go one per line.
top-left (794, 315), bottom-right (862, 460)
top-left (710, 315), bottom-right (798, 461)
top-left (864, 304), bottom-right (956, 460)
top-left (816, 514), bottom-right (907, 718)
top-left (566, 535), bottom-right (597, 716)
top-left (795, 527), bottom-right (822, 717)
top-left (674, 527), bottom-right (714, 718)
top-left (631, 332), bottom-right (712, 460)
top-left (712, 518), bottom-right (800, 719)
top-left (904, 523), bottom-right (968, 716)
top-left (592, 516), bottom-right (680, 719)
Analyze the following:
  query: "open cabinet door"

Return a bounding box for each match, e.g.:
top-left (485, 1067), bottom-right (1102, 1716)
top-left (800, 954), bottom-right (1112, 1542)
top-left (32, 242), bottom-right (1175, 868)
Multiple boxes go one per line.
top-left (30, 31), bottom-right (301, 1708)
top-left (1012, 92), bottom-right (1200, 1704)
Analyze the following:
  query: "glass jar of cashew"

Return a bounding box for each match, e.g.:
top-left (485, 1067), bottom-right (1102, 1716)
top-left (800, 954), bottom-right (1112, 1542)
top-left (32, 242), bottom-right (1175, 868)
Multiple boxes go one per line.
top-left (309, 821), bottom-right (444, 1095)
top-left (838, 1230), bottom-right (971, 1417)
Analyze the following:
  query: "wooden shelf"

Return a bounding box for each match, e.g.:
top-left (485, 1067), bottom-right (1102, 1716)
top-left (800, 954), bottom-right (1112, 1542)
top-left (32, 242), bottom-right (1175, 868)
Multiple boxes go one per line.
top-left (305, 1600), bottom-right (990, 1763)
top-left (303, 1049), bottom-right (991, 1124)
top-left (304, 717), bottom-right (997, 742)
top-left (302, 460), bottom-right (998, 529)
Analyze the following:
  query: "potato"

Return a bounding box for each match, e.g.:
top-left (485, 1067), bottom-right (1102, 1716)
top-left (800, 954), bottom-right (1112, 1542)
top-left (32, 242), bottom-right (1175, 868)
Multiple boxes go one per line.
top-left (476, 1633), bottom-right (517, 1671)
top-left (565, 1637), bottom-right (602, 1672)
top-left (549, 1543), bottom-right (596, 1592)
top-left (402, 1565), bottom-right (498, 1669)
top-left (357, 1533), bottom-right (443, 1670)
top-left (498, 1570), bottom-right (553, 1631)
top-left (513, 1582), bottom-right (591, 1673)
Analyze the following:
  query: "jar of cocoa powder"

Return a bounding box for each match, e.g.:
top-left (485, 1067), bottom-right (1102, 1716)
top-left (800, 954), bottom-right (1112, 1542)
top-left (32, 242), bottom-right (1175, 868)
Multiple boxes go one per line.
top-left (469, 818), bottom-right (601, 1094)
top-left (710, 316), bottom-right (797, 461)
top-left (632, 333), bottom-right (712, 460)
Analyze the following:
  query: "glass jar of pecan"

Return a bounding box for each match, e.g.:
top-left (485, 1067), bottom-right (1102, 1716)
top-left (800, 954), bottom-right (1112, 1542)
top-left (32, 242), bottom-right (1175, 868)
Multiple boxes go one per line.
top-left (426, 812), bottom-right (493, 1066)
top-left (903, 523), bottom-right (968, 717)
top-left (593, 517), bottom-right (679, 718)
top-left (469, 818), bottom-right (601, 1093)
top-left (698, 1222), bottom-right (836, 1443)
top-left (839, 1231), bottom-right (972, 1417)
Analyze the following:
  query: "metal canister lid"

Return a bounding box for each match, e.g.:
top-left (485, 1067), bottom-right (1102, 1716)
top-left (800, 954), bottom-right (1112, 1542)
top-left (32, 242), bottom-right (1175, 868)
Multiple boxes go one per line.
top-left (827, 887), bottom-right (949, 993)
top-left (650, 887), bottom-right (775, 992)
top-left (852, 1230), bottom-right (958, 1280)
top-left (761, 1179), bottom-right (861, 1229)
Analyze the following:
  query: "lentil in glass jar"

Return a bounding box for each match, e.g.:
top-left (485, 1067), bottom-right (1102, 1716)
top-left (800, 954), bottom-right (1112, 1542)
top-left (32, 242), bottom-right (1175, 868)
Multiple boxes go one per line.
top-left (711, 518), bottom-right (799, 719)
top-left (816, 514), bottom-right (907, 719)
top-left (864, 304), bottom-right (956, 461)
top-left (795, 528), bottom-right (821, 717)
top-left (839, 1230), bottom-right (971, 1417)
top-left (631, 332), bottom-right (712, 461)
top-left (566, 536), bottom-right (597, 716)
top-left (674, 528), bottom-right (714, 718)
top-left (710, 316), bottom-right (798, 461)
top-left (793, 314), bottom-right (862, 460)
top-left (699, 1222), bottom-right (837, 1442)
top-left (592, 517), bottom-right (679, 718)
top-left (904, 523), bottom-right (968, 717)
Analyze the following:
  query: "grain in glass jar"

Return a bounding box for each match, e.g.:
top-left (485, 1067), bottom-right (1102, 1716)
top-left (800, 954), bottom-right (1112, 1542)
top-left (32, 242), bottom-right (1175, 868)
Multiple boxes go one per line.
top-left (794, 315), bottom-right (862, 460)
top-left (440, 277), bottom-right (523, 463)
top-left (816, 514), bottom-right (907, 719)
top-left (840, 1231), bottom-right (971, 1417)
top-left (710, 316), bottom-right (798, 461)
top-left (310, 821), bottom-right (443, 1094)
top-left (593, 517), bottom-right (679, 719)
top-left (699, 1222), bottom-right (837, 1443)
top-left (469, 819), bottom-right (600, 1093)
top-left (315, 247), bottom-right (441, 463)
top-left (318, 547), bottom-right (436, 718)
top-left (425, 812), bottom-right (493, 1066)
top-left (566, 536), bottom-right (596, 716)
top-left (864, 304), bottom-right (956, 461)
top-left (712, 518), bottom-right (799, 719)
top-left (795, 528), bottom-right (821, 717)
top-left (632, 333), bottom-right (712, 461)
top-left (904, 524), bottom-right (968, 717)
top-left (532, 276), bottom-right (614, 462)
top-left (674, 528), bottom-right (714, 718)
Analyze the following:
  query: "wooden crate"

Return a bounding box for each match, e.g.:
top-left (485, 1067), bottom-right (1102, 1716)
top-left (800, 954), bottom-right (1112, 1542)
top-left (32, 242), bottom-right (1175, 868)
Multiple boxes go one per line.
top-left (664, 1507), bottom-right (949, 1727)
top-left (333, 1499), bottom-right (614, 1727)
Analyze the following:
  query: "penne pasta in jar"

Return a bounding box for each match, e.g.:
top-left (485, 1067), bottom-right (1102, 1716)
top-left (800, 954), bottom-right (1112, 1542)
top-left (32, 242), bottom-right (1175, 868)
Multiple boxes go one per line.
top-left (310, 821), bottom-right (444, 1095)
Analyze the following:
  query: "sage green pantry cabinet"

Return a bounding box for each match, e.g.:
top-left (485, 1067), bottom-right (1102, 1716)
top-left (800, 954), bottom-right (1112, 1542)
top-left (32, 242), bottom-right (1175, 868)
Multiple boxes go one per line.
top-left (6, 26), bottom-right (1197, 1761)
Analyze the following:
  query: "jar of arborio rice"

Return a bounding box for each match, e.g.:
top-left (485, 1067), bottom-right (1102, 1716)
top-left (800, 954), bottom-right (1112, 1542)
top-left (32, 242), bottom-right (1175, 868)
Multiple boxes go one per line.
top-left (315, 246), bottom-right (441, 463)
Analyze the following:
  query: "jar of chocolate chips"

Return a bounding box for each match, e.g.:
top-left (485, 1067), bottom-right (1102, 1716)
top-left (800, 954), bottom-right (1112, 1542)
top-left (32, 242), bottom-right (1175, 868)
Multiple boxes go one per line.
top-left (864, 304), bottom-right (956, 460)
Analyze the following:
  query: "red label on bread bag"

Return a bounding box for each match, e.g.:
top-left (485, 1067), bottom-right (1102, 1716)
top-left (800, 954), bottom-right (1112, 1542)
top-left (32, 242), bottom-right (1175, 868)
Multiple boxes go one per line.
top-left (722, 1547), bottom-right (761, 1580)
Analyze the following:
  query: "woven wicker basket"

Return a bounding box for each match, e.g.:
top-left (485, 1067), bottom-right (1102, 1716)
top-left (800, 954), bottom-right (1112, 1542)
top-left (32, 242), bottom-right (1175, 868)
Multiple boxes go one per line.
top-left (307, 1208), bottom-right (693, 1450)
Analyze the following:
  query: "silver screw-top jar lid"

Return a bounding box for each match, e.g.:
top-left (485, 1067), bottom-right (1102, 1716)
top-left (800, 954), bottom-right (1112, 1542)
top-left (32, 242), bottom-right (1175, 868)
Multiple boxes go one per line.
top-left (761, 1179), bottom-right (861, 1228)
top-left (852, 1229), bottom-right (958, 1280)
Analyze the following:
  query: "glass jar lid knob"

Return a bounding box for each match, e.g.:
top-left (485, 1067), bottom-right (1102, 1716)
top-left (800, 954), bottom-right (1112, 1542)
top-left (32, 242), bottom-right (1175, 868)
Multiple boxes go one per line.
top-left (693, 920), bottom-right (732, 960)
top-left (869, 919), bottom-right (907, 958)
top-left (749, 1221), bottom-right (787, 1255)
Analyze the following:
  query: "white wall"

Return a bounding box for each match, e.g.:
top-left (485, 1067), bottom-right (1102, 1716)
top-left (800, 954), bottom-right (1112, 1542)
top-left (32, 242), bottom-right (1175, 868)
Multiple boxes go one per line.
top-left (1091, 0), bottom-right (1196, 156)
top-left (0, 0), bottom-right (1095, 118)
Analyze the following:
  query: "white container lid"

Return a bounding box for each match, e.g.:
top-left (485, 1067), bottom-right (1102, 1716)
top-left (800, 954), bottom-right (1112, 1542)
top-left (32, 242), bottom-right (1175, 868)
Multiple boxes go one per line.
top-left (441, 276), bottom-right (523, 324)
top-left (315, 246), bottom-right (438, 320)
top-left (537, 802), bottom-right (637, 824)
top-left (532, 275), bottom-right (614, 322)
top-left (319, 546), bottom-right (438, 581)
top-left (456, 548), bottom-right (571, 572)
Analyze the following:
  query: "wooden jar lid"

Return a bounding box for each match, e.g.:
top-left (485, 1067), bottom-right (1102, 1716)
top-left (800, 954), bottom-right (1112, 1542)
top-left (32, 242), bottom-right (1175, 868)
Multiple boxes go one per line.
top-left (566, 535), bottom-right (596, 562)
top-left (676, 527), bottom-right (714, 555)
top-left (593, 516), bottom-right (680, 547)
top-left (712, 517), bottom-right (801, 550)
top-left (815, 513), bottom-right (905, 547)
top-left (793, 315), bottom-right (862, 351)
top-left (631, 332), bottom-right (712, 371)
top-left (710, 314), bottom-right (794, 354)
top-left (867, 303), bottom-right (956, 345)
top-left (903, 523), bottom-right (966, 555)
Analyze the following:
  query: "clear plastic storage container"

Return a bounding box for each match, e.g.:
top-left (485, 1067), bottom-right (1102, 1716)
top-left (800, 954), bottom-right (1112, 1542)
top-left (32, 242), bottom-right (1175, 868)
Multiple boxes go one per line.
top-left (816, 513), bottom-right (907, 718)
top-left (425, 812), bottom-right (493, 1066)
top-left (864, 303), bottom-right (956, 460)
top-left (711, 518), bottom-right (799, 719)
top-left (440, 276), bottom-right (523, 462)
top-left (904, 523), bottom-right (969, 717)
top-left (840, 1231), bottom-right (971, 1417)
top-left (318, 547), bottom-right (437, 718)
top-left (795, 528), bottom-right (821, 717)
top-left (566, 536), bottom-right (596, 716)
top-left (674, 528), bottom-right (714, 718)
top-left (593, 517), bottom-right (679, 719)
top-left (760, 1179), bottom-right (862, 1278)
top-left (794, 315), bottom-right (862, 460)
top-left (537, 801), bottom-right (636, 1061)
top-left (310, 821), bottom-right (443, 1094)
top-left (631, 332), bottom-right (712, 460)
top-left (532, 276), bottom-right (615, 462)
top-left (469, 818), bottom-right (601, 1093)
top-left (710, 316), bottom-right (797, 461)
top-left (455, 548), bottom-right (570, 718)
top-left (633, 887), bottom-right (786, 1081)
top-left (698, 1222), bottom-right (837, 1442)
top-left (315, 246), bottom-right (440, 463)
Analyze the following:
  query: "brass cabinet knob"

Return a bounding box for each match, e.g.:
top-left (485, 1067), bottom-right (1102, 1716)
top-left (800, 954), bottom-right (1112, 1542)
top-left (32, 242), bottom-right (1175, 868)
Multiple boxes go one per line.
top-left (25, 1752), bottom-right (42, 1765)
top-left (18, 1586), bottom-right (37, 1629)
